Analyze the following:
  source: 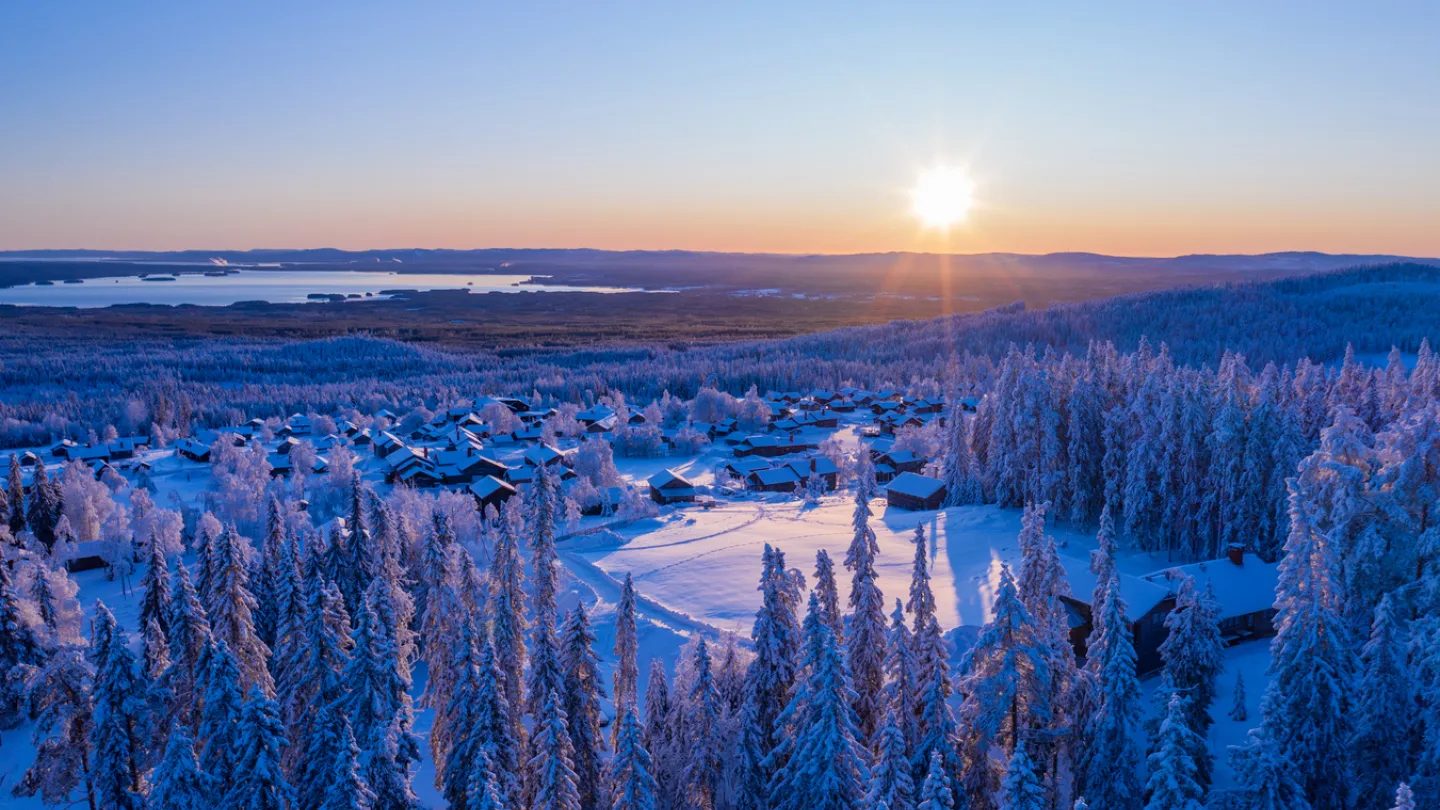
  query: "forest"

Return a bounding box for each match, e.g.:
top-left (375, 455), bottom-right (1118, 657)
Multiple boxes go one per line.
top-left (0, 262), bottom-right (1437, 810)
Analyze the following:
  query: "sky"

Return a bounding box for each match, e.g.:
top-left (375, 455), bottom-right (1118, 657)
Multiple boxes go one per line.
top-left (2, 2), bottom-right (1438, 256)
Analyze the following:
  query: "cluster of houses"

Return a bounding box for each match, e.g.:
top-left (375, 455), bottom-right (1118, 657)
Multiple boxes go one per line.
top-left (4, 435), bottom-right (155, 486)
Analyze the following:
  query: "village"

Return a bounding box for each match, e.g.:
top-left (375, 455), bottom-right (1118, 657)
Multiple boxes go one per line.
top-left (2, 384), bottom-right (1278, 679)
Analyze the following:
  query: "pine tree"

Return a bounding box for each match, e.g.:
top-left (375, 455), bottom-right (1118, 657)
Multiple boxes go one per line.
top-left (768, 592), bottom-right (871, 810)
top-left (26, 462), bottom-right (61, 550)
top-left (491, 500), bottom-right (529, 745)
top-left (529, 688), bottom-right (583, 810)
top-left (468, 749), bottom-right (510, 810)
top-left (1227, 670), bottom-right (1247, 722)
top-left (1348, 594), bottom-right (1411, 810)
top-left (916, 751), bottom-right (956, 810)
top-left (736, 545), bottom-right (802, 810)
top-left (956, 564), bottom-right (1050, 808)
top-left (14, 644), bottom-right (97, 808)
top-left (228, 686), bottom-right (292, 810)
top-left (324, 719), bottom-right (377, 810)
top-left (281, 574), bottom-right (352, 775)
top-left (6, 453), bottom-right (23, 534)
top-left (148, 728), bottom-right (216, 810)
top-left (884, 598), bottom-right (920, 750)
top-left (643, 657), bottom-right (685, 809)
top-left (686, 637), bottom-right (725, 810)
top-left (867, 713), bottom-right (917, 810)
top-left (254, 497), bottom-right (286, 647)
top-left (140, 538), bottom-right (173, 638)
top-left (1152, 575), bottom-right (1224, 787)
top-left (1227, 728), bottom-right (1310, 810)
top-left (1260, 483), bottom-right (1357, 810)
top-left (1000, 742), bottom-right (1047, 810)
top-left (846, 487), bottom-right (888, 742)
top-left (198, 640), bottom-right (244, 787)
top-left (0, 555), bottom-right (44, 722)
top-left (1143, 694), bottom-right (1204, 810)
top-left (613, 572), bottom-right (640, 748)
top-left (164, 563), bottom-right (211, 731)
top-left (610, 708), bottom-right (658, 810)
top-left (89, 603), bottom-right (146, 810)
top-left (1081, 569), bottom-right (1143, 810)
top-left (295, 702), bottom-right (345, 810)
top-left (561, 603), bottom-right (607, 810)
top-left (1391, 784), bottom-right (1415, 810)
top-left (813, 549), bottom-right (844, 642)
top-left (208, 524), bottom-right (275, 696)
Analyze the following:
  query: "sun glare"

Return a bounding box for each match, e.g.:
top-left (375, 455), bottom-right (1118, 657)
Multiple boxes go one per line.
top-left (911, 166), bottom-right (974, 229)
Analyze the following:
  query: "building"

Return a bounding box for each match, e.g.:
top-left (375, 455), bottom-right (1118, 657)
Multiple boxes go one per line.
top-left (469, 476), bottom-right (518, 511)
top-left (885, 472), bottom-right (946, 510)
top-left (1060, 546), bottom-right (1281, 675)
top-left (648, 470), bottom-right (697, 504)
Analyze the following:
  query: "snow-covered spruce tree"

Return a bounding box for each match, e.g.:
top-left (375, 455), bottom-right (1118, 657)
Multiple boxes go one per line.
top-left (1225, 727), bottom-right (1311, 810)
top-left (13, 642), bottom-right (96, 807)
top-left (642, 658), bottom-right (685, 810)
top-left (867, 711), bottom-right (917, 810)
top-left (685, 636), bottom-right (725, 810)
top-left (0, 554), bottom-right (44, 723)
top-left (941, 405), bottom-right (982, 507)
top-left (1227, 670), bottom-right (1247, 722)
top-left (613, 572), bottom-right (640, 747)
top-left (340, 477), bottom-right (378, 614)
top-left (207, 524), bottom-right (274, 696)
top-left (1015, 501), bottom-right (1078, 796)
top-left (6, 454), bottom-right (23, 534)
top-left (140, 537), bottom-right (173, 639)
top-left (280, 573), bottom-right (352, 776)
top-left (414, 509), bottom-right (456, 654)
top-left (1259, 482), bottom-right (1357, 810)
top-left (466, 748), bottom-right (509, 810)
top-left (1150, 574), bottom-right (1223, 788)
top-left (1347, 594), bottom-right (1412, 810)
top-left (1144, 693), bottom-right (1205, 810)
top-left (767, 591), bottom-right (871, 810)
top-left (845, 486), bottom-right (888, 742)
top-left (736, 545), bottom-right (803, 810)
top-left (228, 686), bottom-right (292, 810)
top-left (491, 499), bottom-right (530, 745)
top-left (163, 562), bottom-right (211, 732)
top-left (610, 707), bottom-right (659, 810)
top-left (529, 688), bottom-right (583, 810)
top-left (813, 549), bottom-right (844, 643)
top-left (89, 603), bottom-right (147, 809)
top-left (342, 582), bottom-right (422, 810)
top-left (916, 750), bottom-right (957, 810)
top-left (1080, 568), bottom-right (1143, 810)
top-left (1390, 783), bottom-right (1415, 810)
top-left (955, 564), bottom-right (1051, 810)
top-left (854, 447), bottom-right (879, 502)
top-left (884, 598), bottom-right (920, 750)
top-left (198, 640), bottom-right (244, 787)
top-left (148, 727), bottom-right (217, 810)
top-left (1001, 742), bottom-right (1048, 810)
top-left (295, 702), bottom-right (345, 810)
top-left (253, 497), bottom-right (286, 647)
top-left (327, 720), bottom-right (380, 810)
top-left (561, 603), bottom-right (607, 810)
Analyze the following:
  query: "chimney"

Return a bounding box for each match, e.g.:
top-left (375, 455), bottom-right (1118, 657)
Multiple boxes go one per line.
top-left (1226, 543), bottom-right (1245, 566)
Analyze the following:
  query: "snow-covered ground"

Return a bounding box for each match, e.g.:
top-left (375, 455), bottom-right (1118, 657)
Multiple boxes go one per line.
top-left (0, 416), bottom-right (1279, 807)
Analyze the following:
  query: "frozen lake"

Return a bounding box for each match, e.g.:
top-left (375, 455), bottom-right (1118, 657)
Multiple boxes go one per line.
top-left (0, 268), bottom-right (643, 307)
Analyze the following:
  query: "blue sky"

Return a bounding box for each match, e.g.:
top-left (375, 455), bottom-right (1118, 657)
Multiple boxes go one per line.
top-left (2, 2), bottom-right (1437, 254)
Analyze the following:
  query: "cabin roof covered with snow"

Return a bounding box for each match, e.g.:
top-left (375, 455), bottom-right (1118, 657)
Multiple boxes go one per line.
top-left (1141, 553), bottom-right (1280, 621)
top-left (885, 472), bottom-right (945, 500)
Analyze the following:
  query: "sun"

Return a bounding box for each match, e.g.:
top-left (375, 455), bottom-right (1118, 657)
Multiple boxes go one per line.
top-left (911, 166), bottom-right (974, 229)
